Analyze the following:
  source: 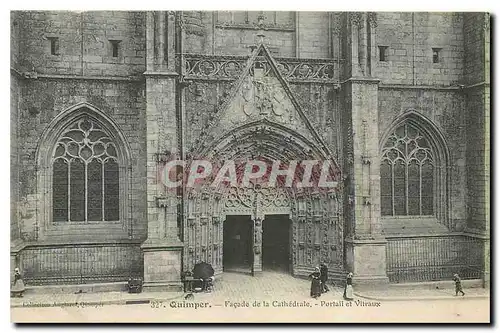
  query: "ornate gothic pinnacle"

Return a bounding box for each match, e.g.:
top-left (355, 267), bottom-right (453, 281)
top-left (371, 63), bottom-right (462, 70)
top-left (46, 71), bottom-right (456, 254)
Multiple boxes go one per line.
top-left (257, 13), bottom-right (266, 44)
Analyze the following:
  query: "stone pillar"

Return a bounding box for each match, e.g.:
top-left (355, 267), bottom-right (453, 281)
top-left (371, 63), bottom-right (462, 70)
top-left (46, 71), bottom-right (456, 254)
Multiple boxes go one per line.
top-left (341, 13), bottom-right (388, 286)
top-left (463, 13), bottom-right (490, 289)
top-left (141, 11), bottom-right (183, 292)
top-left (343, 78), bottom-right (389, 286)
top-left (252, 217), bottom-right (263, 275)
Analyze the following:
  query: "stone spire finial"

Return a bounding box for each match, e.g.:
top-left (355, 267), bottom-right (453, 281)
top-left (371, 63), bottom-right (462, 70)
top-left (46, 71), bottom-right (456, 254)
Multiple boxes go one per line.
top-left (256, 13), bottom-right (266, 44)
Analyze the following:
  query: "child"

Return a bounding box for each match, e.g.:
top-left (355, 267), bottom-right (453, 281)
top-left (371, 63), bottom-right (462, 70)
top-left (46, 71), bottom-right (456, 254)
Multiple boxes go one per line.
top-left (343, 272), bottom-right (354, 301)
top-left (453, 273), bottom-right (465, 296)
top-left (11, 268), bottom-right (26, 298)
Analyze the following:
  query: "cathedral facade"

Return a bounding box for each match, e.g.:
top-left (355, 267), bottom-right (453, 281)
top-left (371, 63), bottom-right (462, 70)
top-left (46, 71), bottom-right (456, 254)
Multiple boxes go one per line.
top-left (10, 11), bottom-right (490, 289)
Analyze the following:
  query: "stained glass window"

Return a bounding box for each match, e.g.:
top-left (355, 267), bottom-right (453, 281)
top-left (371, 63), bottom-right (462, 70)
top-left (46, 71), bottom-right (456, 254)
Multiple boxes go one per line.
top-left (52, 117), bottom-right (120, 222)
top-left (381, 123), bottom-right (434, 216)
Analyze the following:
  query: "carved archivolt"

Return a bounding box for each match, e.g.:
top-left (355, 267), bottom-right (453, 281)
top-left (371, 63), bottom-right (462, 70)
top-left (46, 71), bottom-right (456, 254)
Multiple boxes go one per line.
top-left (224, 184), bottom-right (291, 211)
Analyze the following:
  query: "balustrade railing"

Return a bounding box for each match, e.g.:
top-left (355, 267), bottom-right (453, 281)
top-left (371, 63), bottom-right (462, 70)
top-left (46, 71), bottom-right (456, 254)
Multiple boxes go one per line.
top-left (19, 243), bottom-right (143, 285)
top-left (386, 235), bottom-right (484, 283)
top-left (183, 53), bottom-right (342, 83)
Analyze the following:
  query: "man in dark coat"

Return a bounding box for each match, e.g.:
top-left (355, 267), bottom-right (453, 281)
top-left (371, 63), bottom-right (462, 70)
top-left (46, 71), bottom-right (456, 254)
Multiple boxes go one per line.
top-left (453, 274), bottom-right (465, 296)
top-left (320, 263), bottom-right (329, 293)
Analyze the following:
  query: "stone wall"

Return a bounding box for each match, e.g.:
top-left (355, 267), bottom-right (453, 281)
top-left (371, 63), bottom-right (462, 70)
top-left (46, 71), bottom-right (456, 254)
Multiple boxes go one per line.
top-left (17, 11), bottom-right (145, 77)
top-left (144, 77), bottom-right (177, 235)
top-left (464, 13), bottom-right (487, 84)
top-left (465, 89), bottom-right (489, 232)
top-left (296, 12), bottom-right (331, 59)
top-left (11, 74), bottom-right (21, 242)
top-left (182, 11), bottom-right (337, 59)
top-left (11, 12), bottom-right (21, 68)
top-left (12, 11), bottom-right (148, 244)
top-left (11, 13), bottom-right (22, 242)
top-left (375, 12), bottom-right (464, 86)
top-left (464, 13), bottom-right (489, 233)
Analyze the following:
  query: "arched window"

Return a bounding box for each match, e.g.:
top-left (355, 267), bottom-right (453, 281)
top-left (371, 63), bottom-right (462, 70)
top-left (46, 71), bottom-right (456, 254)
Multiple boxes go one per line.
top-left (52, 117), bottom-right (119, 222)
top-left (381, 123), bottom-right (434, 216)
top-left (36, 103), bottom-right (132, 241)
top-left (379, 112), bottom-right (450, 227)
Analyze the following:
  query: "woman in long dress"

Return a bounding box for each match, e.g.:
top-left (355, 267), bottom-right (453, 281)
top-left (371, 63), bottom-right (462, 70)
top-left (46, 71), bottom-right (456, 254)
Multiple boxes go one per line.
top-left (320, 263), bottom-right (329, 293)
top-left (309, 267), bottom-right (322, 299)
top-left (11, 268), bottom-right (26, 298)
top-left (343, 272), bottom-right (354, 301)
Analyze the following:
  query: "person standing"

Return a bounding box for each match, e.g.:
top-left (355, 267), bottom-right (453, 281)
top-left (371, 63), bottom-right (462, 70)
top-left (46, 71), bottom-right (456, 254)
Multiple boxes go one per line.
top-left (309, 267), bottom-right (322, 299)
top-left (343, 272), bottom-right (354, 301)
top-left (11, 268), bottom-right (26, 298)
top-left (453, 273), bottom-right (465, 296)
top-left (320, 263), bottom-right (329, 293)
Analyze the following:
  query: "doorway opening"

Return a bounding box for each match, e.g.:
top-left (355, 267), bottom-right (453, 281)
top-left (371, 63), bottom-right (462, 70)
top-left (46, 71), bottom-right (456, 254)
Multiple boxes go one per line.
top-left (262, 214), bottom-right (291, 273)
top-left (223, 215), bottom-right (253, 273)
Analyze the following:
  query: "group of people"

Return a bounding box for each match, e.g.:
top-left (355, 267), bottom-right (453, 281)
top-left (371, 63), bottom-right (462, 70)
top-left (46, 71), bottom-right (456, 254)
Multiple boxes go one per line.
top-left (10, 265), bottom-right (467, 299)
top-left (309, 267), bottom-right (466, 300)
top-left (309, 264), bottom-right (354, 300)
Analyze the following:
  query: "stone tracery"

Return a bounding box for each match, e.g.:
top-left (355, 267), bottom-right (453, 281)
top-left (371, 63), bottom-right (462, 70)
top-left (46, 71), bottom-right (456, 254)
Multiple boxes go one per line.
top-left (182, 122), bottom-right (343, 276)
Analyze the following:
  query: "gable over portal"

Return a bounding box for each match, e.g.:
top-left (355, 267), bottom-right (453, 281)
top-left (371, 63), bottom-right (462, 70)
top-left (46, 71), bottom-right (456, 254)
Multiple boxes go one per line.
top-left (193, 45), bottom-right (333, 160)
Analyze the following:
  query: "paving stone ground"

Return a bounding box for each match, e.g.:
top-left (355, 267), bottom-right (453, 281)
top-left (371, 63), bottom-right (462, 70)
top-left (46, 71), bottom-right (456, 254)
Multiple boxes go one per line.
top-left (10, 271), bottom-right (489, 308)
top-left (356, 286), bottom-right (490, 299)
top-left (190, 271), bottom-right (344, 303)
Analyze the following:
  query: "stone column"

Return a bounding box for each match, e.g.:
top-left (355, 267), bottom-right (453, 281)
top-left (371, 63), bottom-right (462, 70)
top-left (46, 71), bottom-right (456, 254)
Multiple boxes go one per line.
top-left (342, 12), bottom-right (388, 286)
top-left (343, 78), bottom-right (388, 287)
top-left (463, 13), bottom-right (490, 289)
top-left (141, 11), bottom-right (183, 292)
top-left (252, 217), bottom-right (263, 275)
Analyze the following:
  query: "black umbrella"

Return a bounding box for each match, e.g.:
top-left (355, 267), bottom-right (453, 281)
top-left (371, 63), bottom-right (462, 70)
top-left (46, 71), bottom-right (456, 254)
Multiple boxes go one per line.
top-left (192, 262), bottom-right (214, 279)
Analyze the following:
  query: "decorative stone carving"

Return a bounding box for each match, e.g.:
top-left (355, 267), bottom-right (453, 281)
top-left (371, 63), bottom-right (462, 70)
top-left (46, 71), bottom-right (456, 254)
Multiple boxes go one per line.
top-left (179, 45), bottom-right (344, 274)
top-left (184, 54), bottom-right (246, 79)
top-left (349, 12), bottom-right (363, 27)
top-left (183, 54), bottom-right (339, 83)
top-left (254, 80), bottom-right (273, 116)
top-left (367, 12), bottom-right (378, 28)
top-left (182, 11), bottom-right (205, 36)
top-left (183, 180), bottom-right (343, 274)
top-left (156, 196), bottom-right (169, 208)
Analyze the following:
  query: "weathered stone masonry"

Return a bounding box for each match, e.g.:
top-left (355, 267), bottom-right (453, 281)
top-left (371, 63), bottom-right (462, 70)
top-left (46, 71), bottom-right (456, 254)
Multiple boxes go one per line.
top-left (10, 11), bottom-right (490, 287)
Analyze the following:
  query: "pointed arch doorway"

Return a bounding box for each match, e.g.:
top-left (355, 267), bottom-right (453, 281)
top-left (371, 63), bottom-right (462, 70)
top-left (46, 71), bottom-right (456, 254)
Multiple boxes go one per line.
top-left (183, 122), bottom-right (343, 278)
top-left (222, 213), bottom-right (293, 275)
